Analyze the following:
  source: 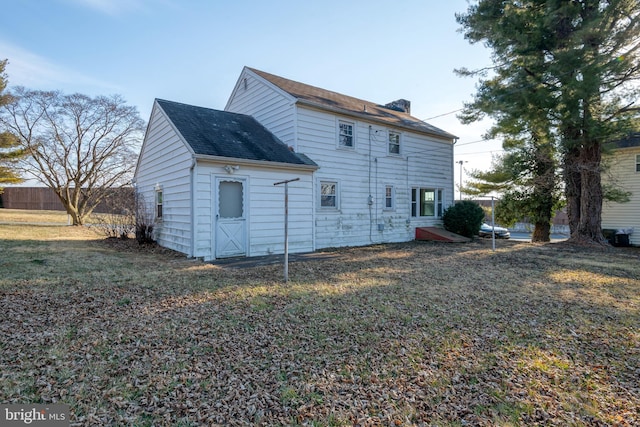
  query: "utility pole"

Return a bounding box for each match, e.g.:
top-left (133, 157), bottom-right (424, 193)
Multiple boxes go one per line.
top-left (491, 196), bottom-right (496, 251)
top-left (456, 160), bottom-right (467, 201)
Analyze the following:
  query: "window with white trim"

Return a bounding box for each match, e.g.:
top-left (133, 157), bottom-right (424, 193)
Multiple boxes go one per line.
top-left (338, 120), bottom-right (354, 148)
top-left (411, 188), bottom-right (443, 218)
top-left (384, 185), bottom-right (394, 210)
top-left (388, 131), bottom-right (400, 154)
top-left (155, 189), bottom-right (163, 220)
top-left (320, 181), bottom-right (338, 208)
top-left (636, 154), bottom-right (640, 172)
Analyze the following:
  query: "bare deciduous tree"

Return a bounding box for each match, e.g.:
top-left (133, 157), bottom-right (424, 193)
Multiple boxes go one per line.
top-left (0, 87), bottom-right (145, 225)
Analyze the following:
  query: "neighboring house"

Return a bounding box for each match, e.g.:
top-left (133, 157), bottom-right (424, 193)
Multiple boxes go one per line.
top-left (602, 132), bottom-right (640, 246)
top-left (134, 67), bottom-right (457, 260)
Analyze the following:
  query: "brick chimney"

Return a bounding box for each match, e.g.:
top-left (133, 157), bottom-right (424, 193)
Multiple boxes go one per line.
top-left (384, 99), bottom-right (411, 114)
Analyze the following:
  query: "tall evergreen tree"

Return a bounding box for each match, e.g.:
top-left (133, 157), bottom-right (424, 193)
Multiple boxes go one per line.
top-left (457, 0), bottom-right (640, 245)
top-left (0, 59), bottom-right (24, 191)
top-left (456, 14), bottom-right (562, 242)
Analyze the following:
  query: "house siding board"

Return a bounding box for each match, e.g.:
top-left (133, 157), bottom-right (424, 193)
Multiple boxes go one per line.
top-left (226, 70), bottom-right (297, 149)
top-left (246, 168), bottom-right (314, 256)
top-left (192, 163), bottom-right (314, 260)
top-left (134, 104), bottom-right (193, 256)
top-left (294, 106), bottom-right (453, 249)
top-left (146, 177), bottom-right (192, 256)
top-left (602, 147), bottom-right (640, 245)
top-left (193, 169), bottom-right (213, 259)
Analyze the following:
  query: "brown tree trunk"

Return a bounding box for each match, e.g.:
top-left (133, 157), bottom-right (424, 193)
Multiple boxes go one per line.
top-left (55, 188), bottom-right (84, 225)
top-left (575, 142), bottom-right (606, 243)
top-left (563, 149), bottom-right (581, 237)
top-left (532, 221), bottom-right (551, 242)
top-left (530, 141), bottom-right (557, 243)
top-left (65, 204), bottom-right (83, 226)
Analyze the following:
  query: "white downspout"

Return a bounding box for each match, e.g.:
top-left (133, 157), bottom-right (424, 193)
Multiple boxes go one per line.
top-left (189, 156), bottom-right (196, 258)
top-left (452, 137), bottom-right (458, 208)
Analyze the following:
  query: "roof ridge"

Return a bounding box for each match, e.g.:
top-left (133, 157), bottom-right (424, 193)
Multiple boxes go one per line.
top-left (247, 67), bottom-right (385, 110)
top-left (157, 98), bottom-right (243, 116)
top-left (245, 67), bottom-right (457, 140)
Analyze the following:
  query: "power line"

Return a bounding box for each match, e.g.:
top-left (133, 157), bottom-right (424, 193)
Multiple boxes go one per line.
top-left (457, 148), bottom-right (505, 156)
top-left (421, 109), bottom-right (463, 121)
top-left (456, 138), bottom-right (496, 147)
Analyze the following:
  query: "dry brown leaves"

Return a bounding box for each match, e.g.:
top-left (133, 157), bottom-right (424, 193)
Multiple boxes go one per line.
top-left (1, 233), bottom-right (639, 426)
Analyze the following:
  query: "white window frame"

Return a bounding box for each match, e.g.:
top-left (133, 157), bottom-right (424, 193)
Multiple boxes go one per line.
top-left (319, 180), bottom-right (339, 210)
top-left (338, 120), bottom-right (355, 149)
top-left (155, 187), bottom-right (163, 221)
top-left (388, 131), bottom-right (401, 155)
top-left (384, 185), bottom-right (395, 210)
top-left (411, 188), bottom-right (444, 218)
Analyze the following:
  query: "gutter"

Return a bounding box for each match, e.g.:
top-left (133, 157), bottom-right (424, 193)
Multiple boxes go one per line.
top-left (195, 154), bottom-right (319, 171)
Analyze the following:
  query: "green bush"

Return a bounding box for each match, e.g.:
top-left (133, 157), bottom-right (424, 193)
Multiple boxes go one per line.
top-left (443, 201), bottom-right (485, 238)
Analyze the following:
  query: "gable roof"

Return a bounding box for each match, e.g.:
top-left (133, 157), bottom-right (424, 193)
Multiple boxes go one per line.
top-left (246, 67), bottom-right (457, 140)
top-left (156, 99), bottom-right (317, 168)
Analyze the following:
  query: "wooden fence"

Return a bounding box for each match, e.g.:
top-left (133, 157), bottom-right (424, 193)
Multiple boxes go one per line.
top-left (0, 187), bottom-right (133, 213)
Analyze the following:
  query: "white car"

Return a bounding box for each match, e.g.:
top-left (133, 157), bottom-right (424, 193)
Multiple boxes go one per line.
top-left (479, 223), bottom-right (511, 239)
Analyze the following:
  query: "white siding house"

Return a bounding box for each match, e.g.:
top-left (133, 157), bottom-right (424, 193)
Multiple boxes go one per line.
top-left (226, 67), bottom-right (457, 250)
top-left (135, 67), bottom-right (457, 259)
top-left (134, 104), bottom-right (194, 255)
top-left (602, 133), bottom-right (640, 246)
top-left (134, 99), bottom-right (317, 261)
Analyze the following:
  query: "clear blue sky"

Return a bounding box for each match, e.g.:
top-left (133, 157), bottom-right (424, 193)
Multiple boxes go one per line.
top-left (1, 0), bottom-right (501, 191)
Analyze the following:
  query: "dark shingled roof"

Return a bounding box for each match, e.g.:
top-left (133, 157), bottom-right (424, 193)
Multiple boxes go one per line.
top-left (247, 67), bottom-right (457, 140)
top-left (608, 132), bottom-right (640, 149)
top-left (156, 99), bottom-right (317, 167)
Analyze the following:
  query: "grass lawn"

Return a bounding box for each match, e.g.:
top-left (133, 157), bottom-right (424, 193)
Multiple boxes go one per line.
top-left (0, 208), bottom-right (72, 224)
top-left (0, 214), bottom-right (638, 426)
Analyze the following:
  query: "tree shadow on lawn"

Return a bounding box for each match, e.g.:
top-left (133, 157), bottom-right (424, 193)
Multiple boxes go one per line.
top-left (1, 236), bottom-right (639, 425)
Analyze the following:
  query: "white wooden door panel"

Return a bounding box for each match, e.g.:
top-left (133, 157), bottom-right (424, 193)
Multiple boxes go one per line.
top-left (215, 178), bottom-right (247, 258)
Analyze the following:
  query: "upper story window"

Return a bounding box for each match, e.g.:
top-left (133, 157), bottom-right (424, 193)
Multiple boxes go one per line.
top-left (320, 181), bottom-right (338, 209)
top-left (338, 120), bottom-right (354, 148)
top-left (411, 188), bottom-right (443, 218)
top-left (388, 131), bottom-right (400, 154)
top-left (636, 154), bottom-right (640, 172)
